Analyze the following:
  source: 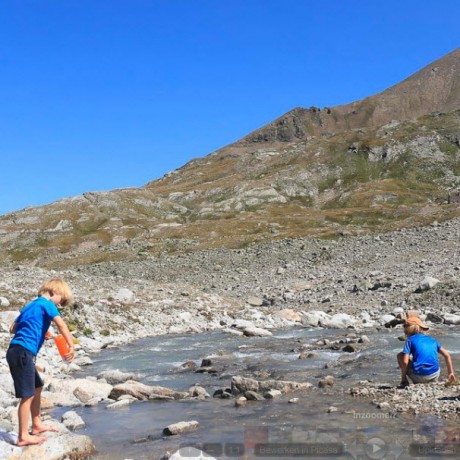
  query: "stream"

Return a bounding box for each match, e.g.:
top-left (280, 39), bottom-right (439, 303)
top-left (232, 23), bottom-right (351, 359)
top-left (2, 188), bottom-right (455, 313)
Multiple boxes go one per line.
top-left (60, 326), bottom-right (460, 460)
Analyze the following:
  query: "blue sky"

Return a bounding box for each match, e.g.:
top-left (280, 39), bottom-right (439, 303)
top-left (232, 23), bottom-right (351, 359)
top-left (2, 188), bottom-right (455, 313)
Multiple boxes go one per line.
top-left (0, 1), bottom-right (459, 215)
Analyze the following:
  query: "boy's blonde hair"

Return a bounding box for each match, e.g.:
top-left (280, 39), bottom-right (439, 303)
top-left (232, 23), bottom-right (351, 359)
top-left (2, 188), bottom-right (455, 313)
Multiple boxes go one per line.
top-left (404, 311), bottom-right (429, 337)
top-left (404, 323), bottom-right (425, 337)
top-left (38, 278), bottom-right (73, 306)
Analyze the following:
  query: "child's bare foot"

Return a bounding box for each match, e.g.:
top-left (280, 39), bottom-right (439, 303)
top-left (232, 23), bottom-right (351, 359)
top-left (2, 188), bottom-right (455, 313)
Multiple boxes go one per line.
top-left (17, 434), bottom-right (47, 446)
top-left (31, 423), bottom-right (59, 435)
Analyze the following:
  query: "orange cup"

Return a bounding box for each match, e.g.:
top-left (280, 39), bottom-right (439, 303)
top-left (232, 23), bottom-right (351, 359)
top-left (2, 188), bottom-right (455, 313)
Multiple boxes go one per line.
top-left (54, 335), bottom-right (69, 358)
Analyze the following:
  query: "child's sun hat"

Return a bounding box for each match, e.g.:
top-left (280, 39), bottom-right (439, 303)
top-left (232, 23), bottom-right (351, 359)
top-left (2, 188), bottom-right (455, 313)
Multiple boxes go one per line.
top-left (404, 316), bottom-right (429, 330)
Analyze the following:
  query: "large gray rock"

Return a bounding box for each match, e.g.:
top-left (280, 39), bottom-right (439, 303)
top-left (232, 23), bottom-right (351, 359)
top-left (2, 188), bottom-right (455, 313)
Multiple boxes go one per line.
top-left (417, 276), bottom-right (440, 292)
top-left (49, 378), bottom-right (113, 401)
top-left (2, 433), bottom-right (95, 460)
top-left (77, 336), bottom-right (105, 351)
top-left (109, 380), bottom-right (188, 401)
top-left (163, 420), bottom-right (199, 436)
top-left (97, 370), bottom-right (138, 384)
top-left (443, 313), bottom-right (460, 325)
top-left (243, 326), bottom-right (273, 337)
top-left (61, 410), bottom-right (86, 430)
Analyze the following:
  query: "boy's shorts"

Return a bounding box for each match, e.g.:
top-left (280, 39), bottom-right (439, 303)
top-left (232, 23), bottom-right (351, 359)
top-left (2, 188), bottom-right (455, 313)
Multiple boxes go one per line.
top-left (6, 344), bottom-right (44, 398)
top-left (407, 362), bottom-right (440, 383)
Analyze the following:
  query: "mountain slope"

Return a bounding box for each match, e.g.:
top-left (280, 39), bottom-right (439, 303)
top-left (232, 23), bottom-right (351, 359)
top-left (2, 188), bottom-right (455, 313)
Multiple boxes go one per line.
top-left (1, 48), bottom-right (460, 267)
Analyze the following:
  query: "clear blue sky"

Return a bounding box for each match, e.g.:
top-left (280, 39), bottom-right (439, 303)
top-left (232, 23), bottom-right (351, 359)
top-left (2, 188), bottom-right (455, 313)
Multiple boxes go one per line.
top-left (1, 0), bottom-right (459, 215)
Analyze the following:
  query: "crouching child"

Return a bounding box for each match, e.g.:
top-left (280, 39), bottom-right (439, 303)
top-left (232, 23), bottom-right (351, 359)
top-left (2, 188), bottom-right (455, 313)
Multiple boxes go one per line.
top-left (397, 315), bottom-right (456, 387)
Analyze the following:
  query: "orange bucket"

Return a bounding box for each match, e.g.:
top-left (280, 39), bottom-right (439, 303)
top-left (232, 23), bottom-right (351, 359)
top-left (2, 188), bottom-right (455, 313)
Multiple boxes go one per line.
top-left (54, 335), bottom-right (69, 358)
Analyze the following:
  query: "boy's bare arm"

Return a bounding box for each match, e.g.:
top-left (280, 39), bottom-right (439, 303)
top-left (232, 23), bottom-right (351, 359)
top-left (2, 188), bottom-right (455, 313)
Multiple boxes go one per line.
top-left (9, 322), bottom-right (17, 334)
top-left (53, 316), bottom-right (75, 362)
top-left (439, 348), bottom-right (456, 382)
top-left (400, 352), bottom-right (410, 383)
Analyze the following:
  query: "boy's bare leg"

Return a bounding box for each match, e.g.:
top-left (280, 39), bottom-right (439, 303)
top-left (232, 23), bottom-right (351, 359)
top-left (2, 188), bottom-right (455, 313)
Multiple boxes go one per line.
top-left (17, 395), bottom-right (47, 446)
top-left (30, 386), bottom-right (59, 435)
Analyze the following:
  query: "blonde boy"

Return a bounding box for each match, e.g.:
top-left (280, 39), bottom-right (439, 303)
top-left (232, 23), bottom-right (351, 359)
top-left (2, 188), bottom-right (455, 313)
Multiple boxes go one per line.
top-left (397, 315), bottom-right (455, 387)
top-left (6, 278), bottom-right (75, 446)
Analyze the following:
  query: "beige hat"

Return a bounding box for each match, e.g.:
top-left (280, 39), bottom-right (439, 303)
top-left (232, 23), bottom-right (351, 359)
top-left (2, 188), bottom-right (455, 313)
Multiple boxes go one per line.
top-left (405, 316), bottom-right (429, 330)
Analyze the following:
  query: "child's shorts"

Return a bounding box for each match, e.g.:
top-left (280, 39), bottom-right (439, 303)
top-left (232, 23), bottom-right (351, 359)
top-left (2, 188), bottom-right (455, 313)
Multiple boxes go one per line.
top-left (6, 344), bottom-right (44, 398)
top-left (407, 362), bottom-right (440, 383)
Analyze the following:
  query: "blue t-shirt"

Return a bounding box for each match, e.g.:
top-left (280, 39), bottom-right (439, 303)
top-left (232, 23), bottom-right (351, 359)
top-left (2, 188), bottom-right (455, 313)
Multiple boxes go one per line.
top-left (402, 333), bottom-right (442, 376)
top-left (11, 297), bottom-right (61, 355)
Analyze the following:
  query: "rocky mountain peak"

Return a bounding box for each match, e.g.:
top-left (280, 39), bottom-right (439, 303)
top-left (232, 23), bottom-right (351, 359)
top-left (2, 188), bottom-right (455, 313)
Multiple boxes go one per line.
top-left (239, 47), bottom-right (460, 144)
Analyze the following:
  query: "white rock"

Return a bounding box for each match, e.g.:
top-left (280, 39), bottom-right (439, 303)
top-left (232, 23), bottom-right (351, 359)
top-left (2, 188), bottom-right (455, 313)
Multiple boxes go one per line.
top-left (418, 276), bottom-right (440, 291)
top-left (321, 313), bottom-right (356, 329)
top-left (61, 410), bottom-right (86, 430)
top-left (106, 399), bottom-right (132, 410)
top-left (113, 288), bottom-right (135, 303)
top-left (443, 313), bottom-right (460, 325)
top-left (379, 314), bottom-right (396, 325)
top-left (77, 336), bottom-right (105, 351)
top-left (0, 297), bottom-right (10, 308)
top-left (163, 420), bottom-right (199, 436)
top-left (243, 326), bottom-right (273, 337)
top-left (97, 370), bottom-right (138, 384)
top-left (300, 311), bottom-right (331, 327)
top-left (12, 433), bottom-right (95, 459)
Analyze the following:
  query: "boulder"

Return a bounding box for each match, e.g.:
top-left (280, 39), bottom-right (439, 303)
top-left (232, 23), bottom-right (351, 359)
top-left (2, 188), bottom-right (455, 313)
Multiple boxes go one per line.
top-left (243, 326), bottom-right (273, 337)
top-left (48, 378), bottom-right (113, 401)
top-left (300, 311), bottom-right (331, 327)
top-left (106, 399), bottom-right (132, 410)
top-left (12, 433), bottom-right (95, 460)
top-left (321, 313), bottom-right (356, 329)
top-left (244, 391), bottom-right (265, 401)
top-left (61, 411), bottom-right (85, 430)
top-left (443, 313), bottom-right (460, 325)
top-left (163, 420), bottom-right (199, 436)
top-left (77, 336), bottom-right (105, 352)
top-left (264, 389), bottom-right (282, 399)
top-left (189, 385), bottom-right (211, 399)
top-left (97, 370), bottom-right (138, 384)
top-left (109, 380), bottom-right (187, 401)
top-left (416, 276), bottom-right (440, 292)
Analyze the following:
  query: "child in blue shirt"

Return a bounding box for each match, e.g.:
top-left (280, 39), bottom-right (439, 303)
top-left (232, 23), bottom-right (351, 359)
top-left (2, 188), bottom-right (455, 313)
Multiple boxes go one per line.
top-left (6, 278), bottom-right (75, 446)
top-left (397, 315), bottom-right (455, 387)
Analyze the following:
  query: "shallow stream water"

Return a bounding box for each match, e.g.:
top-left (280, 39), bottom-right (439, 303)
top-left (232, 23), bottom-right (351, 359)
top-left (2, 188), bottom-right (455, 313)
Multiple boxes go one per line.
top-left (61, 326), bottom-right (460, 460)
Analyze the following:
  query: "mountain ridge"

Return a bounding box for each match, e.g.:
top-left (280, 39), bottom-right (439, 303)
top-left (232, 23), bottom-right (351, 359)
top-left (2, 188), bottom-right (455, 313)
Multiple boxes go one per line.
top-left (237, 47), bottom-right (460, 144)
top-left (1, 47), bottom-right (460, 267)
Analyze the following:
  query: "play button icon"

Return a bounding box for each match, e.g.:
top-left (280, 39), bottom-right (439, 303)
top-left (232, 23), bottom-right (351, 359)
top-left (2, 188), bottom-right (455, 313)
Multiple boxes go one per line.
top-left (365, 437), bottom-right (387, 459)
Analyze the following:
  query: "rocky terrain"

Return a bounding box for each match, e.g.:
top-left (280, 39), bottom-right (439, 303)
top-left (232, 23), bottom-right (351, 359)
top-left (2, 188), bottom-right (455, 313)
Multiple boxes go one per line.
top-left (0, 47), bottom-right (460, 458)
top-left (0, 215), bottom-right (459, 458)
